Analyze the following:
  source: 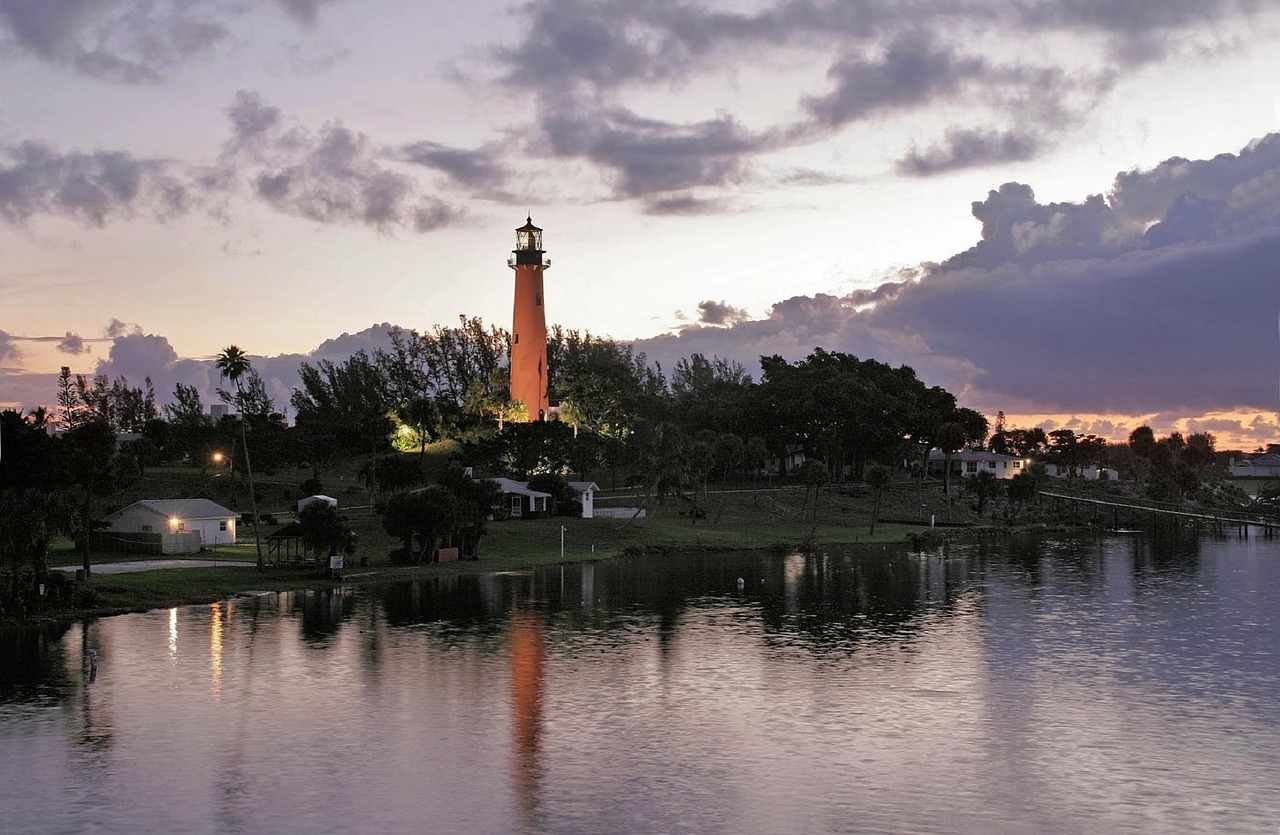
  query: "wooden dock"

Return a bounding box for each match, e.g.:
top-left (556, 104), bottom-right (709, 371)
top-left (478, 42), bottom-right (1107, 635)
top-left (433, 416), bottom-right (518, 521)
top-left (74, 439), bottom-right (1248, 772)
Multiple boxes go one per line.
top-left (1039, 490), bottom-right (1280, 535)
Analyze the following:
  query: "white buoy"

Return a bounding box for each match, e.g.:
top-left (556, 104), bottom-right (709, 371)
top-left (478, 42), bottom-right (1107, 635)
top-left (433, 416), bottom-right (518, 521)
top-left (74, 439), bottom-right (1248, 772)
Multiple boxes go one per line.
top-left (736, 577), bottom-right (745, 589)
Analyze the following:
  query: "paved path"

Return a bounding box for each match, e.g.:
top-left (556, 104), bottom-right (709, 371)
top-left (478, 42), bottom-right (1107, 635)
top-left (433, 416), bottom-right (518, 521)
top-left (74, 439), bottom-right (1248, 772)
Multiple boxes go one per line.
top-left (54, 560), bottom-right (257, 575)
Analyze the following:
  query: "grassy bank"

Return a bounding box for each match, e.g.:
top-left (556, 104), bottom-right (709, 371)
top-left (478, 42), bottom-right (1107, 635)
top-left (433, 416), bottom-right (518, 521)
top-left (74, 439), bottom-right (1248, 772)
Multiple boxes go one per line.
top-left (22, 480), bottom-right (967, 623)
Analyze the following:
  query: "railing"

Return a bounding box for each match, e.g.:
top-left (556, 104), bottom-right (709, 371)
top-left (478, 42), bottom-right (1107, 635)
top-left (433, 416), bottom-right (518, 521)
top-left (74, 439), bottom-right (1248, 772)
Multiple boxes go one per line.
top-left (1040, 490), bottom-right (1280, 529)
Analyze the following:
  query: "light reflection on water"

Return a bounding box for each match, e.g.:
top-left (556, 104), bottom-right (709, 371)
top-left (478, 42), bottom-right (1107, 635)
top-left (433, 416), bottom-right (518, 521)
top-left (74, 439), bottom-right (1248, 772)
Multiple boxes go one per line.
top-left (2, 533), bottom-right (1280, 834)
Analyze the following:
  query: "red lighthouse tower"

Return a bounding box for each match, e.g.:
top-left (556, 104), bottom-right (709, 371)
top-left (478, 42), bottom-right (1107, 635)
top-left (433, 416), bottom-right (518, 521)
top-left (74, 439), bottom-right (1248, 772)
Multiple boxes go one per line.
top-left (509, 216), bottom-right (550, 421)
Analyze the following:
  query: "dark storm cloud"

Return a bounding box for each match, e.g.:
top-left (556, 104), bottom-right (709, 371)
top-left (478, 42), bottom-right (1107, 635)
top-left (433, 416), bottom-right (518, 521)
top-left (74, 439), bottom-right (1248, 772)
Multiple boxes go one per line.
top-left (635, 134), bottom-right (1280, 417)
top-left (897, 128), bottom-right (1043, 177)
top-left (222, 92), bottom-right (465, 233)
top-left (0, 1), bottom-right (342, 82)
top-left (0, 141), bottom-right (193, 227)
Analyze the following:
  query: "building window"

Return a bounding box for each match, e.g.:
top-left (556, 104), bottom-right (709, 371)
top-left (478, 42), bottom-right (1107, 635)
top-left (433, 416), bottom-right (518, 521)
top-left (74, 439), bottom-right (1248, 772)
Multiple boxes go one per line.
top-left (219, 521), bottom-right (227, 531)
top-left (535, 294), bottom-right (542, 306)
top-left (514, 334), bottom-right (519, 344)
top-left (141, 524), bottom-right (152, 533)
top-left (966, 461), bottom-right (978, 473)
top-left (988, 461), bottom-right (996, 469)
top-left (1013, 461), bottom-right (1022, 469)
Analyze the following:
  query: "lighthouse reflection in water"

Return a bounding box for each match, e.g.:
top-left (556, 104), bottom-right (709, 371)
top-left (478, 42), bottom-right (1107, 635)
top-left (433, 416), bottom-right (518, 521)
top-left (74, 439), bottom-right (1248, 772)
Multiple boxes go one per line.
top-left (4, 538), bottom-right (1280, 835)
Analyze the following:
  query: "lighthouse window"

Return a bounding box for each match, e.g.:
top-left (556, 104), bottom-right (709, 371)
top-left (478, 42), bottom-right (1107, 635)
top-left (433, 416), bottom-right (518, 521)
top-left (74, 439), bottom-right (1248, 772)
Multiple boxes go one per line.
top-left (536, 294), bottom-right (542, 306)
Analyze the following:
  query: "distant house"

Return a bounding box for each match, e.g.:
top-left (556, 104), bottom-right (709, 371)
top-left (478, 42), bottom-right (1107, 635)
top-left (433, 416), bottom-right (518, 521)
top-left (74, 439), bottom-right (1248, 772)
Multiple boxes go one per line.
top-left (764, 444), bottom-right (807, 475)
top-left (1041, 463), bottom-right (1120, 481)
top-left (492, 477), bottom-right (554, 519)
top-left (1229, 446), bottom-right (1280, 478)
top-left (928, 449), bottom-right (1030, 480)
top-left (297, 494), bottom-right (338, 514)
top-left (102, 499), bottom-right (237, 554)
top-left (567, 481), bottom-right (599, 518)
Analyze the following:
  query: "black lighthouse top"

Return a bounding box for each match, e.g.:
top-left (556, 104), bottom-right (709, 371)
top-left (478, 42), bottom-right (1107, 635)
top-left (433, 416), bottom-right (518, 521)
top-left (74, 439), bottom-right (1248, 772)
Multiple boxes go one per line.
top-left (512, 216), bottom-right (547, 266)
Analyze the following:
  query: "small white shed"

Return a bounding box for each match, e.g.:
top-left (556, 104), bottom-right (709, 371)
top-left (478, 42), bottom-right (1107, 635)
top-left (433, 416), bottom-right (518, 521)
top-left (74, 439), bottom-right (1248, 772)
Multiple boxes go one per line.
top-left (567, 481), bottom-right (600, 518)
top-left (297, 494), bottom-right (338, 514)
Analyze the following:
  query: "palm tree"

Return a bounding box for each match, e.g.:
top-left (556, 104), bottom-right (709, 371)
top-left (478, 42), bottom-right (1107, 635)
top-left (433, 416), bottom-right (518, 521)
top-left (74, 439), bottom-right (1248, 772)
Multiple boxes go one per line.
top-left (216, 345), bottom-right (264, 570)
top-left (936, 421), bottom-right (967, 497)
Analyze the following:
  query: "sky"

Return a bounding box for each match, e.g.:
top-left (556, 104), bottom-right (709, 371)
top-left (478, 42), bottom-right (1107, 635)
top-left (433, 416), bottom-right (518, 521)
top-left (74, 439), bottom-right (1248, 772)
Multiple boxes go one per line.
top-left (2, 0), bottom-right (1280, 449)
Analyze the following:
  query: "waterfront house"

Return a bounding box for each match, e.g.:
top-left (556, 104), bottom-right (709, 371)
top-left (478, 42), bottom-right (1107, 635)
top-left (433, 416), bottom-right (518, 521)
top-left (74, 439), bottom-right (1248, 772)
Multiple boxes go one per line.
top-left (927, 449), bottom-right (1030, 480)
top-left (101, 498), bottom-right (237, 554)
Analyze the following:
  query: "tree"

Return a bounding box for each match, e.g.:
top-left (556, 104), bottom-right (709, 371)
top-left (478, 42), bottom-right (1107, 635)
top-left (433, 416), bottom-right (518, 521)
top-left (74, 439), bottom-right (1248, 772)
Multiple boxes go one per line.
top-left (865, 464), bottom-right (891, 535)
top-left (379, 487), bottom-right (460, 564)
top-left (0, 489), bottom-right (73, 616)
top-left (216, 345), bottom-right (264, 570)
top-left (297, 501), bottom-right (350, 559)
top-left (438, 466), bottom-right (502, 557)
top-left (63, 418), bottom-right (116, 576)
top-left (967, 470), bottom-right (999, 517)
top-left (797, 458), bottom-right (829, 523)
top-left (1128, 425), bottom-right (1157, 459)
top-left (936, 422), bottom-right (967, 496)
top-left (744, 435), bottom-right (769, 502)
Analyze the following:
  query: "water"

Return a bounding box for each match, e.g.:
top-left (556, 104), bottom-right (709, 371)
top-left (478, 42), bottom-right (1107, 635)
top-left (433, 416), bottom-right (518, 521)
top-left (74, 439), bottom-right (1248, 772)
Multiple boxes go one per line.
top-left (3, 533), bottom-right (1280, 834)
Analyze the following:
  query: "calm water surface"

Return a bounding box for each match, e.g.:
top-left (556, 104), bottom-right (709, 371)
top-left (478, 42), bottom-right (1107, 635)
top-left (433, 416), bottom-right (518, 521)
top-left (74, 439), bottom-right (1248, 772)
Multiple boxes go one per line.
top-left (3, 533), bottom-right (1279, 834)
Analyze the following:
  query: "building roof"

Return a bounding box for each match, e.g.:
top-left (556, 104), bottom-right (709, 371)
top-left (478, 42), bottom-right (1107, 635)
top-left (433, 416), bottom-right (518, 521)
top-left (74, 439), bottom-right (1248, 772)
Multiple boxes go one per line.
top-left (490, 477), bottom-right (552, 499)
top-left (1239, 454), bottom-right (1280, 467)
top-left (106, 499), bottom-right (237, 521)
top-left (567, 481), bottom-right (599, 492)
top-left (927, 449), bottom-right (1026, 462)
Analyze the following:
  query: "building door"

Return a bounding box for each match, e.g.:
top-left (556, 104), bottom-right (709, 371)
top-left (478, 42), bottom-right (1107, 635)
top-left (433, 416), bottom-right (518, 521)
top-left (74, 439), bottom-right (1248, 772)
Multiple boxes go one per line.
top-left (510, 495), bottom-right (523, 518)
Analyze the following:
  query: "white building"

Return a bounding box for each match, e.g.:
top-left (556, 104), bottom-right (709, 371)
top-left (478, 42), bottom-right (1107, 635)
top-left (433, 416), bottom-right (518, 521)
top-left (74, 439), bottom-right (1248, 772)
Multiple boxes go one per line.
top-left (1229, 446), bottom-right (1280, 477)
top-left (103, 499), bottom-right (237, 553)
top-left (297, 494), bottom-right (338, 514)
top-left (567, 481), bottom-right (599, 518)
top-left (927, 449), bottom-right (1030, 480)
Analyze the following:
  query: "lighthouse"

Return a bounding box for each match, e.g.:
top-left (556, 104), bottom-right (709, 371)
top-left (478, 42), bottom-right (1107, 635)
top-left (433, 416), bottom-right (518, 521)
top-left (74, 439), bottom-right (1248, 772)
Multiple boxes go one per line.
top-left (509, 216), bottom-right (550, 421)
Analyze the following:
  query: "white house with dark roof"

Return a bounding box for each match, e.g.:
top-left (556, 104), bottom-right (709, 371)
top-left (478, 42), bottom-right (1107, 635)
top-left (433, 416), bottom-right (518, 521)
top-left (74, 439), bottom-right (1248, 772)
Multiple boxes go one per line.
top-left (1229, 446), bottom-right (1280, 477)
top-left (104, 499), bottom-right (237, 551)
top-left (928, 449), bottom-right (1031, 480)
top-left (491, 477), bottom-right (553, 519)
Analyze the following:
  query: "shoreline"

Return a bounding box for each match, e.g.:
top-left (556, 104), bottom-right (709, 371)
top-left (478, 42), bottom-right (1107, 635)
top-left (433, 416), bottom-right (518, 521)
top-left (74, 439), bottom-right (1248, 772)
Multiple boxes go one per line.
top-left (6, 522), bottom-right (1108, 628)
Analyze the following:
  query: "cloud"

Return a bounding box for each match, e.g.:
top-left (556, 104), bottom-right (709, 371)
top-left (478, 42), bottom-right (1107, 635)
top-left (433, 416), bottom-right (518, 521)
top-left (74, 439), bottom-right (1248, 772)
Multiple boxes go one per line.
top-left (0, 141), bottom-right (192, 227)
top-left (0, 0), bottom-right (229, 83)
top-left (223, 91), bottom-right (465, 233)
top-left (897, 128), bottom-right (1043, 177)
top-left (696, 300), bottom-right (750, 326)
top-left (274, 0), bottom-right (339, 27)
top-left (802, 32), bottom-right (985, 128)
top-left (635, 133), bottom-right (1280, 419)
top-left (398, 141), bottom-right (509, 191)
top-left (56, 332), bottom-right (87, 355)
top-left (490, 0), bottom-right (1242, 205)
top-left (0, 329), bottom-right (20, 362)
top-left (105, 318), bottom-right (140, 338)
top-left (0, 1), bottom-right (344, 82)
top-left (536, 103), bottom-right (769, 198)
